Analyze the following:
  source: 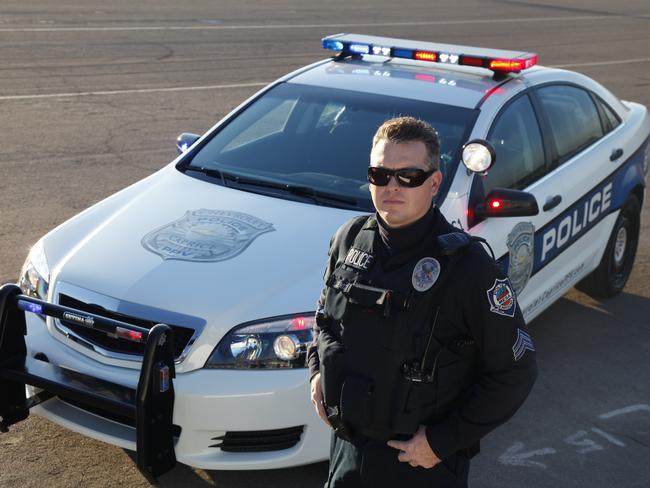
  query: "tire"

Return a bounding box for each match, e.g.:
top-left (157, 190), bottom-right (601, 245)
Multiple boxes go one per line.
top-left (576, 195), bottom-right (641, 298)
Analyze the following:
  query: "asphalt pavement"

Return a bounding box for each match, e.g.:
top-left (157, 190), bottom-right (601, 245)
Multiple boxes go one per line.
top-left (0, 1), bottom-right (648, 487)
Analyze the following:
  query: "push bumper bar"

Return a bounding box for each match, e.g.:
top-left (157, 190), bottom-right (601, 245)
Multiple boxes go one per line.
top-left (0, 283), bottom-right (177, 482)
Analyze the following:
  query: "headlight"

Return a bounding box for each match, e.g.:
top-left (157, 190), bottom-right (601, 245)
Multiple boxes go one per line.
top-left (18, 240), bottom-right (50, 301)
top-left (205, 313), bottom-right (315, 369)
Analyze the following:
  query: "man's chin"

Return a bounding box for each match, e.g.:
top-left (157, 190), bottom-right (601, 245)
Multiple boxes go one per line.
top-left (378, 211), bottom-right (409, 228)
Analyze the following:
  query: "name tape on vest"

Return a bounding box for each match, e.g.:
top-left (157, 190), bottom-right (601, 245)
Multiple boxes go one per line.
top-left (344, 247), bottom-right (375, 270)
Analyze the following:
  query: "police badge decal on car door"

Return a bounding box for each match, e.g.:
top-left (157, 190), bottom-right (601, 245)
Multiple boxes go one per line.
top-left (506, 222), bottom-right (534, 295)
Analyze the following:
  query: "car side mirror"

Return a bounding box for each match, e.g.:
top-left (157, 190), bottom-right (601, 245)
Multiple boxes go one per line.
top-left (176, 133), bottom-right (201, 154)
top-left (474, 188), bottom-right (539, 219)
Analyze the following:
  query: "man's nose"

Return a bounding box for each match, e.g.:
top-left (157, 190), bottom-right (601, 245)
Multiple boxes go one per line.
top-left (385, 175), bottom-right (401, 190)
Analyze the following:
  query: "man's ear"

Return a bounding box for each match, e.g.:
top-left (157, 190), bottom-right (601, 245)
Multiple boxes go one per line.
top-left (431, 170), bottom-right (443, 196)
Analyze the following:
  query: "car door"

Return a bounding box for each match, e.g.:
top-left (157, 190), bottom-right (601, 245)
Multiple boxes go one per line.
top-left (467, 91), bottom-right (568, 322)
top-left (528, 84), bottom-right (625, 302)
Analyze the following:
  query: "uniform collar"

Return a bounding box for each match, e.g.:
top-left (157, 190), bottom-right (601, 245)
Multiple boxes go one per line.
top-left (375, 206), bottom-right (439, 254)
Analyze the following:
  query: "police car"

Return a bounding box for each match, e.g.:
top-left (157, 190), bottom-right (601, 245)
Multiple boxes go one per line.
top-left (3, 34), bottom-right (648, 476)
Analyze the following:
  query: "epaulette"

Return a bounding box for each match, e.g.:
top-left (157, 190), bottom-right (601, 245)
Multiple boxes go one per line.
top-left (437, 232), bottom-right (471, 256)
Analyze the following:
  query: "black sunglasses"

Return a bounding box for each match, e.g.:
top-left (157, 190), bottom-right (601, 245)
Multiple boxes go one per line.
top-left (367, 166), bottom-right (435, 187)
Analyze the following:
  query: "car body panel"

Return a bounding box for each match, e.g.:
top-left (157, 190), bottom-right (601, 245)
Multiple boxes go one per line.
top-left (45, 165), bottom-right (364, 373)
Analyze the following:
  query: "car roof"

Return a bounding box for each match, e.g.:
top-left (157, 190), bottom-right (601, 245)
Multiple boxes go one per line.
top-left (288, 56), bottom-right (545, 109)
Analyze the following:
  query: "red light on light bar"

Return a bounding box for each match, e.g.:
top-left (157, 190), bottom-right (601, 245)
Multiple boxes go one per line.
top-left (489, 55), bottom-right (538, 73)
top-left (414, 51), bottom-right (437, 62)
top-left (462, 56), bottom-right (484, 67)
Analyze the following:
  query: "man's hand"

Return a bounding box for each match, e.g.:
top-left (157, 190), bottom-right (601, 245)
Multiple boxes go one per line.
top-left (386, 425), bottom-right (442, 468)
top-left (310, 373), bottom-right (330, 426)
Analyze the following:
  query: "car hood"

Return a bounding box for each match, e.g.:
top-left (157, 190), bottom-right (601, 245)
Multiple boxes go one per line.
top-left (49, 167), bottom-right (361, 372)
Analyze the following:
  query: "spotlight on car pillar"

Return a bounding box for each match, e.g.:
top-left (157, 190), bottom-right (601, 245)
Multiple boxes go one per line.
top-left (461, 139), bottom-right (496, 174)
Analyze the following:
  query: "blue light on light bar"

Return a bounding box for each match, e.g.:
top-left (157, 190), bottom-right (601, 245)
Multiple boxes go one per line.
top-left (393, 48), bottom-right (413, 59)
top-left (322, 39), bottom-right (344, 51)
top-left (349, 43), bottom-right (370, 54)
top-left (17, 299), bottom-right (43, 315)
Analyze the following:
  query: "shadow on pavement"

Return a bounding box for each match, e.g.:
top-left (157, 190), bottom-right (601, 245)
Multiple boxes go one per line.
top-left (470, 287), bottom-right (650, 488)
top-left (124, 449), bottom-right (329, 487)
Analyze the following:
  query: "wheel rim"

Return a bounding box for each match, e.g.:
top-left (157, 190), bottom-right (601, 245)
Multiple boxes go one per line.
top-left (613, 226), bottom-right (627, 267)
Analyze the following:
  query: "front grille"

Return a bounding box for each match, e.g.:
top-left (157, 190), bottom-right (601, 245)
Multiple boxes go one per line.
top-left (58, 394), bottom-right (182, 438)
top-left (58, 294), bottom-right (195, 360)
top-left (210, 426), bottom-right (304, 452)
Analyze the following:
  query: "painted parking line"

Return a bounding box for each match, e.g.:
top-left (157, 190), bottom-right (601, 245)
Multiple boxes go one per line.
top-left (552, 58), bottom-right (650, 68)
top-left (2, 57), bottom-right (648, 102)
top-left (0, 15), bottom-right (620, 33)
top-left (0, 82), bottom-right (271, 101)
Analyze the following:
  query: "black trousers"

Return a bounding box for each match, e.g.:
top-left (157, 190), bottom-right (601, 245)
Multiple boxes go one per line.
top-left (325, 432), bottom-right (470, 488)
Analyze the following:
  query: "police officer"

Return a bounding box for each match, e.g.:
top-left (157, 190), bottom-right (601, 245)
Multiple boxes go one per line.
top-left (307, 116), bottom-right (537, 487)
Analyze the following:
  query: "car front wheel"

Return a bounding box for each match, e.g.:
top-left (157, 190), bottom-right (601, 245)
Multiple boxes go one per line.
top-left (577, 194), bottom-right (641, 298)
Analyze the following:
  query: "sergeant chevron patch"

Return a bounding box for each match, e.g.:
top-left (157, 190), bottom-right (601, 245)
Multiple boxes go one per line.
top-left (512, 328), bottom-right (535, 361)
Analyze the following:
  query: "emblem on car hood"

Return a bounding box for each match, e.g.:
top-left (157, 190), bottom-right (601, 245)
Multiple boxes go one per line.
top-left (141, 209), bottom-right (275, 262)
top-left (506, 221), bottom-right (534, 295)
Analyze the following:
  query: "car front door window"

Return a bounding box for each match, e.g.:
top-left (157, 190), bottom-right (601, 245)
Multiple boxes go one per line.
top-left (482, 94), bottom-right (547, 195)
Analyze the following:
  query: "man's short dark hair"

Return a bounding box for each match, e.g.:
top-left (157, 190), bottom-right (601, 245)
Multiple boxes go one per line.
top-left (372, 116), bottom-right (440, 171)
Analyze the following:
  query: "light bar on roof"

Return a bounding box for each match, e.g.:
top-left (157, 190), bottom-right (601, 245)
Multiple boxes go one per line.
top-left (321, 33), bottom-right (538, 74)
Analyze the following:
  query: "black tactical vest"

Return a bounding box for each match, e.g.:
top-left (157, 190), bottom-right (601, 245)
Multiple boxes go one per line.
top-left (317, 215), bottom-right (477, 442)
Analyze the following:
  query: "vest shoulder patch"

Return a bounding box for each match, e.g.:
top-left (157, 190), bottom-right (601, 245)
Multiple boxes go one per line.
top-left (486, 277), bottom-right (516, 317)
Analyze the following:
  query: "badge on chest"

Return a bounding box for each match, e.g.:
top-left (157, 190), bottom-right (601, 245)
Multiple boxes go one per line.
top-left (412, 257), bottom-right (441, 292)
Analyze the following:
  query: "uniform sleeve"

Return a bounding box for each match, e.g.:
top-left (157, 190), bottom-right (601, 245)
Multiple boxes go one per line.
top-left (306, 233), bottom-right (337, 381)
top-left (425, 256), bottom-right (538, 460)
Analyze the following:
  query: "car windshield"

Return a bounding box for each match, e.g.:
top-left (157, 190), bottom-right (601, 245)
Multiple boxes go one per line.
top-left (181, 82), bottom-right (478, 211)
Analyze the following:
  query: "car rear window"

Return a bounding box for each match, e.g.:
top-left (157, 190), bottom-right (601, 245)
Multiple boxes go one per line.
top-left (184, 83), bottom-right (478, 210)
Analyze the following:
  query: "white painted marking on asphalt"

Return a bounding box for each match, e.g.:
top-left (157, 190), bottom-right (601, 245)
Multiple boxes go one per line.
top-left (590, 428), bottom-right (626, 447)
top-left (0, 15), bottom-right (618, 33)
top-left (498, 442), bottom-right (557, 469)
top-left (3, 57), bottom-right (648, 102)
top-left (600, 404), bottom-right (650, 419)
top-left (0, 82), bottom-right (270, 101)
top-left (552, 58), bottom-right (650, 68)
top-left (563, 430), bottom-right (603, 454)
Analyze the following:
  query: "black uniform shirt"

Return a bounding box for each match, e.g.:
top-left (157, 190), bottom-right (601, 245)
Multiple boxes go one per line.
top-left (307, 206), bottom-right (537, 460)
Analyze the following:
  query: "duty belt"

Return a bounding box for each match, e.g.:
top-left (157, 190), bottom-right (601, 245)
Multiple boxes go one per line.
top-left (325, 404), bottom-right (353, 442)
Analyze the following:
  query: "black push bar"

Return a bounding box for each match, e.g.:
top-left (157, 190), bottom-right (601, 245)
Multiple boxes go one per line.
top-left (0, 283), bottom-right (177, 482)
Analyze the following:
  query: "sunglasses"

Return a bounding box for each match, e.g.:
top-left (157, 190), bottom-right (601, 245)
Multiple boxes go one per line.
top-left (367, 166), bottom-right (435, 187)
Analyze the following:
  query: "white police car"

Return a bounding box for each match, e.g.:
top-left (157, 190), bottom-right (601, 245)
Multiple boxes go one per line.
top-left (12, 34), bottom-right (650, 471)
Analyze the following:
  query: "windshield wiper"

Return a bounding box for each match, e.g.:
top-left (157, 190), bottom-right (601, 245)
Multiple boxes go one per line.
top-left (223, 174), bottom-right (361, 208)
top-left (183, 166), bottom-right (229, 186)
top-left (182, 166), bottom-right (363, 209)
